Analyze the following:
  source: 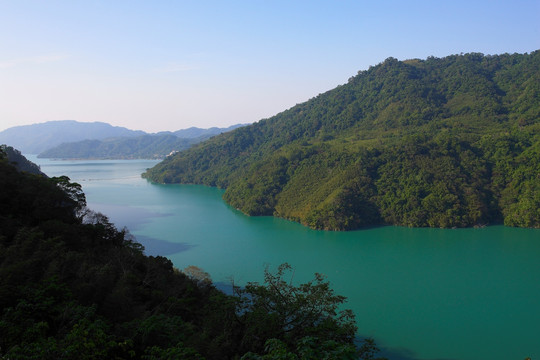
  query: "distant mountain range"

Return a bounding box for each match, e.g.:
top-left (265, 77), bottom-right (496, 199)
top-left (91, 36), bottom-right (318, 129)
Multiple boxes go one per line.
top-left (0, 121), bottom-right (244, 159)
top-left (0, 120), bottom-right (145, 154)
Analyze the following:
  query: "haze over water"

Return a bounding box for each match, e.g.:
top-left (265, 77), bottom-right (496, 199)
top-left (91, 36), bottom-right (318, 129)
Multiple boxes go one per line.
top-left (31, 156), bottom-right (540, 360)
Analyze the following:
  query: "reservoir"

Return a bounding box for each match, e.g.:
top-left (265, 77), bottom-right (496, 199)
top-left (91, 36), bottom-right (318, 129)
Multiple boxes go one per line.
top-left (30, 156), bottom-right (540, 360)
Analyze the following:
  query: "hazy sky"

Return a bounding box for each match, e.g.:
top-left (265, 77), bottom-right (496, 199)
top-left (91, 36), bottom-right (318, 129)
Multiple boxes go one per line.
top-left (1, 0), bottom-right (539, 133)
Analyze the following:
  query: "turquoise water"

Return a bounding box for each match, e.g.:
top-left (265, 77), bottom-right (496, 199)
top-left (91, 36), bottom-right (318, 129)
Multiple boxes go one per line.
top-left (31, 157), bottom-right (540, 360)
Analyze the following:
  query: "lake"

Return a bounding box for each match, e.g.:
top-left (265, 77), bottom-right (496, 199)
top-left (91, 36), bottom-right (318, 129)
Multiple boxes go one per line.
top-left (30, 156), bottom-right (540, 360)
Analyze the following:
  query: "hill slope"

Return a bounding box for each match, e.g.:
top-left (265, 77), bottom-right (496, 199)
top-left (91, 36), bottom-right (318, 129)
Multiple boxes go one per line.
top-left (0, 144), bottom-right (46, 175)
top-left (144, 52), bottom-right (540, 230)
top-left (0, 149), bottom-right (371, 359)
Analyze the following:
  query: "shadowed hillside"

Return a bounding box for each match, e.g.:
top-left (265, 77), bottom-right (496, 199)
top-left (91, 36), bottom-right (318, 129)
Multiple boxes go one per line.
top-left (0, 148), bottom-right (381, 359)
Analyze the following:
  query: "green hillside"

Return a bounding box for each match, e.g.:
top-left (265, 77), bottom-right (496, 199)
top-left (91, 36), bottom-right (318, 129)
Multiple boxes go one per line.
top-left (144, 52), bottom-right (540, 230)
top-left (0, 149), bottom-right (379, 359)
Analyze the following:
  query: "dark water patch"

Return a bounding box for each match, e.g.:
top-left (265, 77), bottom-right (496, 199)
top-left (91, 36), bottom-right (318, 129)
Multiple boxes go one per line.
top-left (135, 235), bottom-right (195, 256)
top-left (361, 338), bottom-right (457, 360)
top-left (213, 281), bottom-right (235, 295)
top-left (376, 346), bottom-right (421, 360)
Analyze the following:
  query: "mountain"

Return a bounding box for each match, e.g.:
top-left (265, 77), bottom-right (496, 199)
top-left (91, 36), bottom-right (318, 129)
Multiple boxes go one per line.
top-left (39, 134), bottom-right (197, 159)
top-left (144, 51), bottom-right (540, 230)
top-left (0, 120), bottom-right (145, 154)
top-left (37, 124), bottom-right (246, 159)
top-left (0, 145), bottom-right (45, 175)
top-left (172, 124), bottom-right (245, 138)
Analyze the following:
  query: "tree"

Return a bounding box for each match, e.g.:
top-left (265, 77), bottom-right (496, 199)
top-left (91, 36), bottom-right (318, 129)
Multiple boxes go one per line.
top-left (182, 265), bottom-right (212, 286)
top-left (240, 337), bottom-right (360, 360)
top-left (51, 176), bottom-right (87, 211)
top-left (234, 263), bottom-right (361, 356)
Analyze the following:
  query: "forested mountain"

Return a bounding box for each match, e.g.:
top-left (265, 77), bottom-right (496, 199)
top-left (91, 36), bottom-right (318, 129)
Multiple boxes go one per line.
top-left (1, 144), bottom-right (45, 175)
top-left (39, 134), bottom-right (201, 160)
top-left (170, 124), bottom-right (245, 138)
top-left (144, 52), bottom-right (540, 230)
top-left (0, 149), bottom-right (381, 359)
top-left (0, 120), bottom-right (146, 154)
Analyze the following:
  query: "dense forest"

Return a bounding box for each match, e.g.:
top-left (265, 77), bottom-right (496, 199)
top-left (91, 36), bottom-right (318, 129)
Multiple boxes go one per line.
top-left (0, 149), bottom-right (382, 359)
top-left (144, 52), bottom-right (540, 230)
top-left (1, 145), bottom-right (45, 175)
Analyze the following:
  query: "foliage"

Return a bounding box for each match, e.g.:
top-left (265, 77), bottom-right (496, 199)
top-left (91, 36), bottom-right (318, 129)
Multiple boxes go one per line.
top-left (144, 51), bottom-right (540, 230)
top-left (182, 265), bottom-right (213, 286)
top-left (233, 263), bottom-right (378, 358)
top-left (0, 155), bottom-right (377, 359)
top-left (0, 145), bottom-right (44, 175)
top-left (240, 337), bottom-right (359, 360)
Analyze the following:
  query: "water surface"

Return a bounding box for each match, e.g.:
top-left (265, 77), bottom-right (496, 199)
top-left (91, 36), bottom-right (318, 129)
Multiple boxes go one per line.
top-left (31, 156), bottom-right (540, 360)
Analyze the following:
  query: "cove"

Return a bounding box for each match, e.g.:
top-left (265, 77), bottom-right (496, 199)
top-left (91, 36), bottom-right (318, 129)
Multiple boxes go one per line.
top-left (30, 156), bottom-right (540, 360)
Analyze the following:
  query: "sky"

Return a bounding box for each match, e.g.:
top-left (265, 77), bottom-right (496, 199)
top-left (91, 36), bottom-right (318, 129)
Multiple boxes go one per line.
top-left (0, 0), bottom-right (539, 133)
